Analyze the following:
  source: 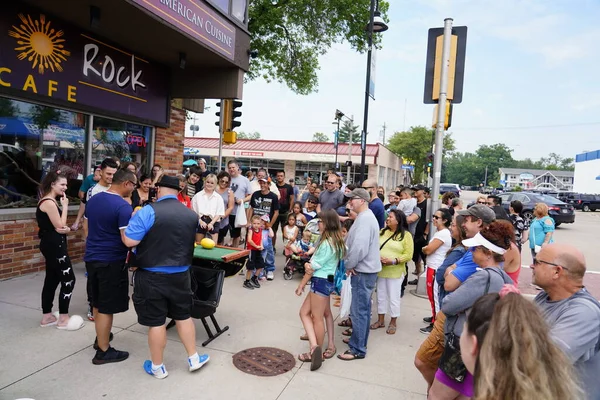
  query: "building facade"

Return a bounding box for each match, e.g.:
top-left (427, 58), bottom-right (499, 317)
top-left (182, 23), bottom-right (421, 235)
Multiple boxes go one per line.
top-left (0, 0), bottom-right (251, 279)
top-left (574, 150), bottom-right (600, 194)
top-left (498, 167), bottom-right (574, 191)
top-left (183, 138), bottom-right (404, 189)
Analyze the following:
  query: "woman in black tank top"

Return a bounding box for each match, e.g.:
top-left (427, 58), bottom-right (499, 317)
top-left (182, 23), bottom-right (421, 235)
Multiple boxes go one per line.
top-left (37, 170), bottom-right (79, 329)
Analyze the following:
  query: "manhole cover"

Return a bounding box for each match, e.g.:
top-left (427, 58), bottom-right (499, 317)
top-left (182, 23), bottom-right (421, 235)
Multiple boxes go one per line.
top-left (232, 347), bottom-right (296, 377)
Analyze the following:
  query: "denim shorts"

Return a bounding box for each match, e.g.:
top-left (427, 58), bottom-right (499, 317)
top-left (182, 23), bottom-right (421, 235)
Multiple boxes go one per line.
top-left (311, 277), bottom-right (334, 297)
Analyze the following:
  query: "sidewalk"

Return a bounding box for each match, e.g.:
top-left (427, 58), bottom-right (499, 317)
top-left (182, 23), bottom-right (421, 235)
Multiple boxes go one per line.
top-left (0, 259), bottom-right (430, 400)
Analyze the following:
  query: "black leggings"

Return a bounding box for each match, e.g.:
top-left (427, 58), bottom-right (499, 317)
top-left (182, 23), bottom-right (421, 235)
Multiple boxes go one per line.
top-left (40, 236), bottom-right (76, 314)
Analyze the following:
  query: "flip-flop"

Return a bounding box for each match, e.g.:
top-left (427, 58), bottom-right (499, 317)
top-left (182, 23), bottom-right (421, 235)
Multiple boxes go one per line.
top-left (370, 321), bottom-right (385, 330)
top-left (57, 317), bottom-right (85, 331)
top-left (337, 319), bottom-right (352, 327)
top-left (40, 311), bottom-right (60, 328)
top-left (386, 325), bottom-right (397, 335)
top-left (337, 350), bottom-right (365, 361)
top-left (310, 345), bottom-right (323, 371)
top-left (323, 347), bottom-right (337, 359)
top-left (341, 328), bottom-right (352, 337)
top-left (342, 337), bottom-right (350, 345)
top-left (300, 333), bottom-right (309, 341)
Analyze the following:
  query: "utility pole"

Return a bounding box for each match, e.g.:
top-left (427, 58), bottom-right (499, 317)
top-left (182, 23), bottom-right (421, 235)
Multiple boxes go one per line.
top-left (347, 115), bottom-right (354, 184)
top-left (381, 122), bottom-right (387, 145)
top-left (430, 18), bottom-right (453, 237)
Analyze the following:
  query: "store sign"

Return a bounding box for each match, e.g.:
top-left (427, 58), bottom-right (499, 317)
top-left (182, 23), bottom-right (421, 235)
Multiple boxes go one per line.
top-left (233, 151), bottom-right (264, 157)
top-left (130, 0), bottom-right (236, 61)
top-left (0, 4), bottom-right (169, 125)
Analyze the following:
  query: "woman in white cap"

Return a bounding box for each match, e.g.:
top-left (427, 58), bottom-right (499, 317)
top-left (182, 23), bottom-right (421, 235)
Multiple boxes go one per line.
top-left (428, 221), bottom-right (514, 400)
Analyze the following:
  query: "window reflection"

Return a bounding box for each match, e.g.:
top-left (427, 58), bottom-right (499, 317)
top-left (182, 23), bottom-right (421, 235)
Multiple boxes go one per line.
top-left (231, 0), bottom-right (247, 23)
top-left (210, 0), bottom-right (229, 13)
top-left (0, 97), bottom-right (85, 208)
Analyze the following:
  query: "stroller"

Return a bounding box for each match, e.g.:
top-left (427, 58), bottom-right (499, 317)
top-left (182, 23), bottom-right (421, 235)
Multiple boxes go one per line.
top-left (283, 218), bottom-right (321, 280)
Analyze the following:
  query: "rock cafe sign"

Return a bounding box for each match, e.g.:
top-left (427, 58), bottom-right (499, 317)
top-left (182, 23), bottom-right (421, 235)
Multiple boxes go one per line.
top-left (0, 5), bottom-right (170, 125)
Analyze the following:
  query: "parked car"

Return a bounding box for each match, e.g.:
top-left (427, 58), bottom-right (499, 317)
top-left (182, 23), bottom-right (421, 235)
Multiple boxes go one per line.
top-left (440, 183), bottom-right (461, 197)
top-left (498, 192), bottom-right (575, 227)
top-left (565, 194), bottom-right (600, 212)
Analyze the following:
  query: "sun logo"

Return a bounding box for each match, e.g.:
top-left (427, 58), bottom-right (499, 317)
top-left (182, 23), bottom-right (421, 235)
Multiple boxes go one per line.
top-left (8, 14), bottom-right (70, 74)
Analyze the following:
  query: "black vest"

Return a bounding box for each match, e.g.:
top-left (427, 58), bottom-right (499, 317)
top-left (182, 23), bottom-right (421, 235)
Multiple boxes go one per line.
top-left (136, 198), bottom-right (198, 269)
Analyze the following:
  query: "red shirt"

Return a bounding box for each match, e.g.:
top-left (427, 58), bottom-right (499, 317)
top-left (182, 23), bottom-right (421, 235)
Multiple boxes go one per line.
top-left (177, 192), bottom-right (192, 209)
top-left (247, 229), bottom-right (262, 250)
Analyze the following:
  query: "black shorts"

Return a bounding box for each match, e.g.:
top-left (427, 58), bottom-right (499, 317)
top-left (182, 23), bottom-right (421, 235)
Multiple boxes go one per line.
top-left (132, 269), bottom-right (192, 327)
top-left (271, 211), bottom-right (289, 232)
top-left (229, 214), bottom-right (242, 239)
top-left (217, 225), bottom-right (229, 244)
top-left (246, 250), bottom-right (265, 270)
top-left (85, 261), bottom-right (129, 315)
top-left (197, 215), bottom-right (218, 235)
top-left (413, 235), bottom-right (427, 264)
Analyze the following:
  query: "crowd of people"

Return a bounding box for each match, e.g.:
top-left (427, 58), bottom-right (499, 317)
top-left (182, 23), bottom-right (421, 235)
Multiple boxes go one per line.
top-left (34, 160), bottom-right (600, 398)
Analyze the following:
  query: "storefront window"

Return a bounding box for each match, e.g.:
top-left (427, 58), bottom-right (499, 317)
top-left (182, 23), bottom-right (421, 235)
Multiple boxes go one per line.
top-left (210, 0), bottom-right (229, 14)
top-left (231, 0), bottom-right (247, 23)
top-left (91, 117), bottom-right (151, 175)
top-left (0, 97), bottom-right (86, 208)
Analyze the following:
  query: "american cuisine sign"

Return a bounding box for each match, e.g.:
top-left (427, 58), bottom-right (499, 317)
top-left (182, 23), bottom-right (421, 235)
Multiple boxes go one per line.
top-left (0, 4), bottom-right (169, 125)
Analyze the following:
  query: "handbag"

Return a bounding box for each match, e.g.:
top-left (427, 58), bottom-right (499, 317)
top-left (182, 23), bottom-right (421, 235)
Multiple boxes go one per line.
top-left (234, 203), bottom-right (247, 228)
top-left (438, 270), bottom-right (492, 382)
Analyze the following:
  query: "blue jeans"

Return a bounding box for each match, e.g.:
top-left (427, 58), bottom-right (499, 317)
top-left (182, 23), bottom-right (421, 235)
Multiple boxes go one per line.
top-left (348, 272), bottom-right (378, 357)
top-left (262, 239), bottom-right (275, 272)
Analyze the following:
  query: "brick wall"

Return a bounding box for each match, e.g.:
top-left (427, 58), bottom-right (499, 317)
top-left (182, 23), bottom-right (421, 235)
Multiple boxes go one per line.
top-left (0, 215), bottom-right (85, 280)
top-left (154, 106), bottom-right (186, 175)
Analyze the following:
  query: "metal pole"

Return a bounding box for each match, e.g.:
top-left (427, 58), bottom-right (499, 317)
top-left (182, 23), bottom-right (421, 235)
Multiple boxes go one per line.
top-left (359, 0), bottom-right (376, 184)
top-left (335, 118), bottom-right (340, 170)
top-left (484, 165), bottom-right (488, 187)
top-left (347, 115), bottom-right (354, 184)
top-left (217, 101), bottom-right (224, 172)
top-left (430, 17), bottom-right (453, 237)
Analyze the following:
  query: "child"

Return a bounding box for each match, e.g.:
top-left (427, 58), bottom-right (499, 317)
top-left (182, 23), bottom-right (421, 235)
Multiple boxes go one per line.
top-left (341, 219), bottom-right (354, 238)
top-left (260, 214), bottom-right (276, 281)
top-left (283, 213), bottom-right (299, 256)
top-left (291, 229), bottom-right (316, 259)
top-left (291, 202), bottom-right (307, 236)
top-left (397, 187), bottom-right (416, 217)
top-left (295, 211), bottom-right (345, 297)
top-left (244, 215), bottom-right (265, 289)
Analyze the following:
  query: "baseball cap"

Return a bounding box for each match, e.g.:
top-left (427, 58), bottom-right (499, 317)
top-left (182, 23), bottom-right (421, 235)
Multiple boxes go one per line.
top-left (198, 158), bottom-right (207, 164)
top-left (344, 188), bottom-right (370, 202)
top-left (307, 195), bottom-right (319, 204)
top-left (258, 177), bottom-right (268, 183)
top-left (457, 204), bottom-right (496, 224)
top-left (260, 214), bottom-right (270, 222)
top-left (413, 184), bottom-right (428, 192)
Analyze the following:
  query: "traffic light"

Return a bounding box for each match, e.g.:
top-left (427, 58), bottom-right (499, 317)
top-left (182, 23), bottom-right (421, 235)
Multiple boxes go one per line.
top-left (426, 152), bottom-right (434, 167)
top-left (215, 99), bottom-right (242, 144)
top-left (431, 100), bottom-right (453, 130)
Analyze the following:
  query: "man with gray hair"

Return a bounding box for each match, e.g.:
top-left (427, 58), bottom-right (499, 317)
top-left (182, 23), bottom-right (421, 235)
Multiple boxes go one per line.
top-left (338, 188), bottom-right (381, 361)
top-left (533, 243), bottom-right (600, 399)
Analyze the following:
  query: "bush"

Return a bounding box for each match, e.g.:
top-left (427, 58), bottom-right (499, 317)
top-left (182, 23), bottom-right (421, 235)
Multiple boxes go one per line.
top-left (514, 186), bottom-right (523, 192)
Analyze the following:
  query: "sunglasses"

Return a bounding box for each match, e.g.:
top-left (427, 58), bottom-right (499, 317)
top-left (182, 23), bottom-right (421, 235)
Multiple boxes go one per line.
top-left (432, 215), bottom-right (441, 220)
top-left (219, 179), bottom-right (229, 184)
top-left (326, 181), bottom-right (336, 184)
top-left (362, 186), bottom-right (374, 189)
top-left (308, 200), bottom-right (317, 204)
top-left (477, 201), bottom-right (486, 204)
top-left (128, 180), bottom-right (137, 186)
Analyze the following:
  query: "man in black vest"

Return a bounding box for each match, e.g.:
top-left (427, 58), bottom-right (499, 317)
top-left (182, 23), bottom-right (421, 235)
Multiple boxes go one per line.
top-left (124, 175), bottom-right (209, 379)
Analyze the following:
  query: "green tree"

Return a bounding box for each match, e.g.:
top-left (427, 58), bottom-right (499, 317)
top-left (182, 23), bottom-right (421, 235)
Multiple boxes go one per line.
top-left (337, 119), bottom-right (359, 144)
top-left (475, 143), bottom-right (514, 185)
top-left (441, 152), bottom-right (482, 187)
top-left (237, 131), bottom-right (262, 140)
top-left (247, 0), bottom-right (389, 94)
top-left (312, 132), bottom-right (329, 142)
top-left (387, 126), bottom-right (455, 183)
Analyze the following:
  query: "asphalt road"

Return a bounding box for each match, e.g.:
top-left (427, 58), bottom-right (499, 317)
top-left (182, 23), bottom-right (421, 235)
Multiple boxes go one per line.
top-left (460, 190), bottom-right (600, 272)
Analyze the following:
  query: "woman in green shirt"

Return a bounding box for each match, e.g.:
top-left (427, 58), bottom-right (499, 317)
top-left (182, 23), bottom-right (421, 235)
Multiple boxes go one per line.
top-left (371, 209), bottom-right (414, 334)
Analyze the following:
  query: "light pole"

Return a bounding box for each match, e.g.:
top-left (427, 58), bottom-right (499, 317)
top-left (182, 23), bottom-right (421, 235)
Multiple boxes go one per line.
top-left (359, 0), bottom-right (388, 184)
top-left (334, 109), bottom-right (354, 183)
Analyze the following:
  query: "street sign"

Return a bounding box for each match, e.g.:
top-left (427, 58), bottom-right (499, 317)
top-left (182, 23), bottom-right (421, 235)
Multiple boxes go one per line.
top-left (499, 179), bottom-right (506, 185)
top-left (401, 164), bottom-right (415, 171)
top-left (334, 130), bottom-right (339, 148)
top-left (423, 26), bottom-right (467, 104)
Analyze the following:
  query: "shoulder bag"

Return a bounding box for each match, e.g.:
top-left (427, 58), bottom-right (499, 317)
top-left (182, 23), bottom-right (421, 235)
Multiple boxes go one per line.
top-left (438, 270), bottom-right (492, 382)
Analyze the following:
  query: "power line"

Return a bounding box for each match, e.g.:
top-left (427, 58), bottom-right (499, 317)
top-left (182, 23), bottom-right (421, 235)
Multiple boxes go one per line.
top-left (457, 121), bottom-right (600, 131)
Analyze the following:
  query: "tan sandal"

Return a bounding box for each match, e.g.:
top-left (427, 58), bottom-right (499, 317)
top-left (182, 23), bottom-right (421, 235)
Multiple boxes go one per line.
top-left (386, 325), bottom-right (397, 335)
top-left (370, 321), bottom-right (385, 330)
top-left (300, 333), bottom-right (308, 341)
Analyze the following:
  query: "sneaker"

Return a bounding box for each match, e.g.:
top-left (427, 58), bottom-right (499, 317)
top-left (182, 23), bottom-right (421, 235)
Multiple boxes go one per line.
top-left (423, 316), bottom-right (433, 324)
top-left (419, 324), bottom-right (434, 335)
top-left (408, 279), bottom-right (418, 285)
top-left (143, 360), bottom-right (168, 379)
top-left (243, 280), bottom-right (254, 290)
top-left (93, 332), bottom-right (114, 350)
top-left (92, 346), bottom-right (129, 365)
top-left (188, 353), bottom-right (210, 372)
top-left (87, 305), bottom-right (95, 322)
top-left (259, 275), bottom-right (267, 281)
top-left (267, 271), bottom-right (274, 281)
top-left (251, 276), bottom-right (261, 288)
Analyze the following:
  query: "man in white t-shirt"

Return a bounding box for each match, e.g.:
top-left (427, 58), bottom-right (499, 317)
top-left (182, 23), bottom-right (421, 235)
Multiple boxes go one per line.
top-left (420, 208), bottom-right (453, 334)
top-left (86, 158), bottom-right (118, 202)
top-left (227, 159), bottom-right (252, 248)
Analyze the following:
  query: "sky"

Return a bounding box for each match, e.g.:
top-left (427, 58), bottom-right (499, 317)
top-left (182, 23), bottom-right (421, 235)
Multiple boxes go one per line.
top-left (186, 0), bottom-right (600, 161)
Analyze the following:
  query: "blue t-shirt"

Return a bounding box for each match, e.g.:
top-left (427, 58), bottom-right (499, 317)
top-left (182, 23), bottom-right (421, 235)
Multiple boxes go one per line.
top-left (436, 246), bottom-right (468, 304)
top-left (84, 191), bottom-right (132, 262)
top-left (369, 197), bottom-right (386, 229)
top-left (79, 174), bottom-right (96, 194)
top-left (449, 249), bottom-right (478, 283)
top-left (125, 195), bottom-right (191, 273)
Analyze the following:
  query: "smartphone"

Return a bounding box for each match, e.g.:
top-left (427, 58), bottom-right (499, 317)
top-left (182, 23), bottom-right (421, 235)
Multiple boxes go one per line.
top-left (149, 187), bottom-right (157, 199)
